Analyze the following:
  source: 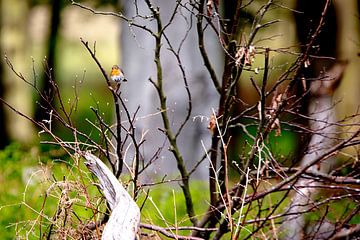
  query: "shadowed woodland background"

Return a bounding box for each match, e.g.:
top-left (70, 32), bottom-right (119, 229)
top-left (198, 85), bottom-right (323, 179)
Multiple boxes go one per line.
top-left (1, 0), bottom-right (359, 173)
top-left (0, 0), bottom-right (360, 239)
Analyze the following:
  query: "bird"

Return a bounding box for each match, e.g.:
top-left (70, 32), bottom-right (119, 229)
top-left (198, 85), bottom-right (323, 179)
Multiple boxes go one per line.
top-left (110, 65), bottom-right (127, 83)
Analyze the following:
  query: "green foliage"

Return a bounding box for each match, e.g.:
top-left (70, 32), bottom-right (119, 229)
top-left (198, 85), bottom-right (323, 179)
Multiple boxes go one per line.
top-left (0, 144), bottom-right (210, 239)
top-left (138, 180), bottom-right (209, 236)
top-left (0, 143), bottom-right (104, 239)
top-left (303, 193), bottom-right (360, 235)
top-left (0, 143), bottom-right (44, 239)
top-left (230, 121), bottom-right (298, 168)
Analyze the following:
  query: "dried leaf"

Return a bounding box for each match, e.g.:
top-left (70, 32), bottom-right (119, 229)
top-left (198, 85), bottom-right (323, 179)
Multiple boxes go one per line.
top-left (207, 0), bottom-right (213, 16)
top-left (208, 113), bottom-right (216, 134)
top-left (271, 118), bottom-right (282, 136)
top-left (235, 45), bottom-right (256, 67)
top-left (235, 47), bottom-right (246, 66)
top-left (268, 93), bottom-right (283, 136)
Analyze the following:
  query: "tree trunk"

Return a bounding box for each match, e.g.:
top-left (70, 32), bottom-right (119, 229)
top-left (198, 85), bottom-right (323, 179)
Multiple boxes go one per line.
top-left (2, 0), bottom-right (33, 142)
top-left (282, 61), bottom-right (347, 239)
top-left (35, 0), bottom-right (62, 122)
top-left (0, 0), bottom-right (10, 148)
top-left (120, 0), bottom-right (222, 179)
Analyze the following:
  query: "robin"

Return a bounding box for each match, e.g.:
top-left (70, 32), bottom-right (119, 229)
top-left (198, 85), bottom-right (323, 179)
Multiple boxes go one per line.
top-left (110, 65), bottom-right (127, 83)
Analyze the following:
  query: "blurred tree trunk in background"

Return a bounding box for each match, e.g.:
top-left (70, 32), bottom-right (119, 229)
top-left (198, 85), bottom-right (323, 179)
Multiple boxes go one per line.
top-left (35, 0), bottom-right (62, 122)
top-left (334, 0), bottom-right (360, 120)
top-left (282, 1), bottom-right (360, 238)
top-left (294, 0), bottom-right (337, 97)
top-left (0, 0), bottom-right (10, 148)
top-left (292, 0), bottom-right (338, 162)
top-left (120, 0), bottom-right (222, 178)
top-left (2, 0), bottom-right (33, 143)
top-left (294, 0), bottom-right (360, 160)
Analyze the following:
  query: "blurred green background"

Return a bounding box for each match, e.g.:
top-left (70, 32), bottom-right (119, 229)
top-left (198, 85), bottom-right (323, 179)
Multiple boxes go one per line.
top-left (0, 0), bottom-right (123, 238)
top-left (0, 0), bottom-right (359, 238)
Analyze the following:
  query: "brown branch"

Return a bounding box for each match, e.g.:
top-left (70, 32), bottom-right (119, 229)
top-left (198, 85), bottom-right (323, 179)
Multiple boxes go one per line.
top-left (246, 127), bottom-right (360, 203)
top-left (140, 223), bottom-right (206, 240)
top-left (71, 1), bottom-right (154, 36)
top-left (80, 38), bottom-right (124, 176)
top-left (144, 0), bottom-right (198, 226)
top-left (329, 224), bottom-right (360, 240)
top-left (196, 0), bottom-right (221, 93)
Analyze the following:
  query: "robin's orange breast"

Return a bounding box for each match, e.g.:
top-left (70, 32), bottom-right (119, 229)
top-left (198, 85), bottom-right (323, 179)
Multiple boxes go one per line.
top-left (111, 68), bottom-right (121, 76)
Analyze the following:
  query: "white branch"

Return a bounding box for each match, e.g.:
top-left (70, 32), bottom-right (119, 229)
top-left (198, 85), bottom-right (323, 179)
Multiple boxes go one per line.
top-left (83, 152), bottom-right (140, 240)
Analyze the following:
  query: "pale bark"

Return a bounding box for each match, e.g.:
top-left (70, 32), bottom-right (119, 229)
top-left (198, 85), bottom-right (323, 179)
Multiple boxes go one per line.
top-left (282, 62), bottom-right (347, 239)
top-left (83, 152), bottom-right (140, 240)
